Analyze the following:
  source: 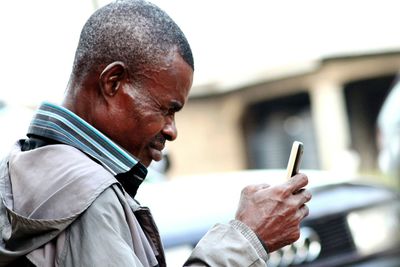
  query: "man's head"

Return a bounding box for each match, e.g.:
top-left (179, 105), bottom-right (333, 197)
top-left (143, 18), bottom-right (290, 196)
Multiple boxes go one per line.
top-left (63, 0), bottom-right (194, 166)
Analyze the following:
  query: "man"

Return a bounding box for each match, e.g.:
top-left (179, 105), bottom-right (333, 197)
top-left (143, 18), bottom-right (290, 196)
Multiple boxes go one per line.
top-left (0, 0), bottom-right (311, 266)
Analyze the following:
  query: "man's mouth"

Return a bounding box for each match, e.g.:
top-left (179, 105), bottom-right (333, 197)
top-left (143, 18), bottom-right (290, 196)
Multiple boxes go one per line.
top-left (149, 137), bottom-right (166, 161)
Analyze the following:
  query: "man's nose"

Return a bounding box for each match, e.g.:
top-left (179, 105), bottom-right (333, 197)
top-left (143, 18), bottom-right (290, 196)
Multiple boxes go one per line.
top-left (163, 118), bottom-right (177, 141)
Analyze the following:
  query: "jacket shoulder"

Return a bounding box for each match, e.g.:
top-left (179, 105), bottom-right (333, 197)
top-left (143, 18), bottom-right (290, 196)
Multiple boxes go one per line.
top-left (7, 144), bottom-right (118, 220)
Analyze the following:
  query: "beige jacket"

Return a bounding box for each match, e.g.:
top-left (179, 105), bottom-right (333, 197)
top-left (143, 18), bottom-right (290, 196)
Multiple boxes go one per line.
top-left (0, 143), bottom-right (268, 266)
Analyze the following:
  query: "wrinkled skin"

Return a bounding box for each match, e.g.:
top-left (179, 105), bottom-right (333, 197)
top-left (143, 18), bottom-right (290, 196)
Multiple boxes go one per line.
top-left (63, 51), bottom-right (193, 167)
top-left (235, 173), bottom-right (311, 252)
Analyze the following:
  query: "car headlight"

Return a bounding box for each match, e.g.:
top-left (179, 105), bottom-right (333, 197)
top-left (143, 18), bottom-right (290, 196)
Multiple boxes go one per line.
top-left (267, 227), bottom-right (321, 267)
top-left (347, 201), bottom-right (400, 255)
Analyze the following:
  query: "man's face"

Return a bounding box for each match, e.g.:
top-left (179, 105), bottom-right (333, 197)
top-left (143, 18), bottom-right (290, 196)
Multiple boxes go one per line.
top-left (100, 52), bottom-right (193, 167)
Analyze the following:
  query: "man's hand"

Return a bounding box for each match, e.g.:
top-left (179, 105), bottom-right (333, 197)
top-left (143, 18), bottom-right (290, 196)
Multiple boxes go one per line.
top-left (235, 173), bottom-right (312, 252)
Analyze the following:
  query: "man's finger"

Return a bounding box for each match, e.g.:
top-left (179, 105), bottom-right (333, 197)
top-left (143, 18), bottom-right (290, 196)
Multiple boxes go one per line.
top-left (287, 173), bottom-right (308, 193)
top-left (292, 189), bottom-right (312, 207)
top-left (299, 204), bottom-right (310, 219)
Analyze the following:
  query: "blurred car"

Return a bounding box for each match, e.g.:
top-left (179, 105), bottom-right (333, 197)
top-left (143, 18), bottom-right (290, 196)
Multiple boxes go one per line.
top-left (137, 169), bottom-right (400, 267)
top-left (377, 78), bottom-right (400, 188)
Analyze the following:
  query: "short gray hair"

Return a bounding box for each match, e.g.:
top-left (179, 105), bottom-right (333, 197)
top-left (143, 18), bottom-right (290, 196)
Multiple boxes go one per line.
top-left (72, 0), bottom-right (194, 78)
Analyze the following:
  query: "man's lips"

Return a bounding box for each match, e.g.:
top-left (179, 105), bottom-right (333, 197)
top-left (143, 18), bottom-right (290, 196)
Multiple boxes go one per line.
top-left (151, 135), bottom-right (166, 151)
top-left (149, 139), bottom-right (165, 161)
top-left (150, 141), bottom-right (165, 151)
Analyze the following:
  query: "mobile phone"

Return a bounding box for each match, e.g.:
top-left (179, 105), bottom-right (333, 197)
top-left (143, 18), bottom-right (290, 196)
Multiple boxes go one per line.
top-left (286, 141), bottom-right (304, 179)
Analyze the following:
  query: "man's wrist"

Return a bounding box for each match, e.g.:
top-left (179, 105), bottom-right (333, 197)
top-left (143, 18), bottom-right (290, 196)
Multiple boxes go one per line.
top-left (229, 220), bottom-right (269, 262)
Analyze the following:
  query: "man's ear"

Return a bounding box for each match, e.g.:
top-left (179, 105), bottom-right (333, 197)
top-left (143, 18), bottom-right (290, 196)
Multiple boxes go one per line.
top-left (99, 61), bottom-right (128, 97)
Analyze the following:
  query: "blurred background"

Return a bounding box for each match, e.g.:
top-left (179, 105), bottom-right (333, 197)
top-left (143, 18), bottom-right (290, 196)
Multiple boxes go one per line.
top-left (2, 1), bottom-right (400, 266)
top-left (2, 0), bottom-right (400, 188)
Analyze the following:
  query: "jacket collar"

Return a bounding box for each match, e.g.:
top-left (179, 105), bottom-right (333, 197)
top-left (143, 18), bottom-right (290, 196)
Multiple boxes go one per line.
top-left (27, 102), bottom-right (147, 191)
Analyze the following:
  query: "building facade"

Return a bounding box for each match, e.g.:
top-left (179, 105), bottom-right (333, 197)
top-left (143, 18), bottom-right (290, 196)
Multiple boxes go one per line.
top-left (167, 51), bottom-right (400, 179)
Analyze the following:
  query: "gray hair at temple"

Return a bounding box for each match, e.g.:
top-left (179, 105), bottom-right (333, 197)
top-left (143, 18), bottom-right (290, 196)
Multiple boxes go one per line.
top-left (71, 0), bottom-right (194, 79)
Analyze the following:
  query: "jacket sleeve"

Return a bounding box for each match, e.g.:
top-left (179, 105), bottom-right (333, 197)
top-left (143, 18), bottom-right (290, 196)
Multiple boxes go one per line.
top-left (184, 220), bottom-right (269, 267)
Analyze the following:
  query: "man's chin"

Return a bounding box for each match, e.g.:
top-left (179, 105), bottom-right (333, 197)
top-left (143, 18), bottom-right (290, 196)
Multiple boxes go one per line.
top-left (140, 156), bottom-right (162, 168)
top-left (140, 158), bottom-right (152, 167)
top-left (136, 149), bottom-right (162, 167)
